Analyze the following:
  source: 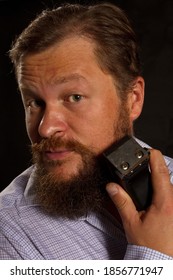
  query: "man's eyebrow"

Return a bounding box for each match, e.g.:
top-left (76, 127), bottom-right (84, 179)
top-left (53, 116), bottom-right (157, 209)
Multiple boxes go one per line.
top-left (53, 73), bottom-right (87, 85)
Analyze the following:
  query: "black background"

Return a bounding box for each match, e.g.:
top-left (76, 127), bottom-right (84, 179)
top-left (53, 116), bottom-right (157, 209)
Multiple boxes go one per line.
top-left (1, 0), bottom-right (173, 191)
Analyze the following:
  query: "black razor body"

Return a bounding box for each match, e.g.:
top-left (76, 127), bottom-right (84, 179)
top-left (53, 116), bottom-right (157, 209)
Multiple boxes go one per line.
top-left (103, 136), bottom-right (152, 211)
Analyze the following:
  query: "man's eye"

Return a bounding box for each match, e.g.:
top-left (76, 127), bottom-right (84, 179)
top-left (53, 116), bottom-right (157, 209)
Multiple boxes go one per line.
top-left (28, 99), bottom-right (44, 108)
top-left (67, 94), bottom-right (83, 103)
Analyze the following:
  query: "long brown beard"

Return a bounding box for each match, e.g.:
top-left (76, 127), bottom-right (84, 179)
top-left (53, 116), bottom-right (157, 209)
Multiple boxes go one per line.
top-left (31, 105), bottom-right (132, 219)
top-left (32, 139), bottom-right (108, 218)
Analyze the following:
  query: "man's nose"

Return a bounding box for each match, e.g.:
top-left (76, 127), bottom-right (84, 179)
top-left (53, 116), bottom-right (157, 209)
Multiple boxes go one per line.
top-left (38, 105), bottom-right (68, 138)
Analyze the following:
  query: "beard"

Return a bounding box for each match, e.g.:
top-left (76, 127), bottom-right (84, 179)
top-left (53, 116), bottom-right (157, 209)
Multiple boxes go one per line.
top-left (31, 106), bottom-right (132, 219)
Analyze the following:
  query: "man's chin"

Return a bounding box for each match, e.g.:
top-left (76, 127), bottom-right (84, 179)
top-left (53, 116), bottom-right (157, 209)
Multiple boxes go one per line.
top-left (33, 155), bottom-right (107, 219)
top-left (42, 155), bottom-right (84, 182)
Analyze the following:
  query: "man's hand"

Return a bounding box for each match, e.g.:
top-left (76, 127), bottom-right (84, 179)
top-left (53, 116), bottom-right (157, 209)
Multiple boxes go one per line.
top-left (106, 149), bottom-right (173, 257)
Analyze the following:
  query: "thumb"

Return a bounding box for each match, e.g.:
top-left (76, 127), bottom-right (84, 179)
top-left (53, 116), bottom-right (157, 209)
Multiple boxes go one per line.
top-left (106, 182), bottom-right (138, 222)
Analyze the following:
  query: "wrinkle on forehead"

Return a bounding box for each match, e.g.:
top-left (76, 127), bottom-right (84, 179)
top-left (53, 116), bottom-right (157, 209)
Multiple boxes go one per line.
top-left (18, 50), bottom-right (85, 88)
top-left (17, 36), bottom-right (115, 94)
top-left (17, 36), bottom-right (96, 71)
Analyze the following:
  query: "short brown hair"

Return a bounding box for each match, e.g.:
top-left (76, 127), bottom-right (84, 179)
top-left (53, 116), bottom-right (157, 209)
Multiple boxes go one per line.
top-left (9, 2), bottom-right (141, 97)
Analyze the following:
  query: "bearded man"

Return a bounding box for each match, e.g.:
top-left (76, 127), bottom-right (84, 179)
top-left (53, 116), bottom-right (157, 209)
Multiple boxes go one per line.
top-left (1, 3), bottom-right (173, 260)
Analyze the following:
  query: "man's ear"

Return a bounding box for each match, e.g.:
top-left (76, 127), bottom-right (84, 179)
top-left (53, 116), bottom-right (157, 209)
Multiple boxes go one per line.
top-left (128, 76), bottom-right (145, 122)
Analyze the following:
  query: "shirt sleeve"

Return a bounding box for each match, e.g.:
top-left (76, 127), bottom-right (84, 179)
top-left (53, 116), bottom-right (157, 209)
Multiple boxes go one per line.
top-left (124, 244), bottom-right (173, 260)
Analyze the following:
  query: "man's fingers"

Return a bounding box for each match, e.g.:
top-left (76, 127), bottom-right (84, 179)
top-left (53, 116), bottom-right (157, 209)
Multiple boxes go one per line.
top-left (150, 149), bottom-right (172, 204)
top-left (150, 149), bottom-right (170, 186)
top-left (106, 183), bottom-right (138, 222)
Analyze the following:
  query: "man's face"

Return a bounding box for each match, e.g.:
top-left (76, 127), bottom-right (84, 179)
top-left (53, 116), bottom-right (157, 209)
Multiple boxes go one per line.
top-left (18, 36), bottom-right (134, 217)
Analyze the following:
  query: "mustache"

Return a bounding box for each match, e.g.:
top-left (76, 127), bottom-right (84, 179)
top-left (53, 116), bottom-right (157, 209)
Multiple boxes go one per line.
top-left (31, 136), bottom-right (95, 157)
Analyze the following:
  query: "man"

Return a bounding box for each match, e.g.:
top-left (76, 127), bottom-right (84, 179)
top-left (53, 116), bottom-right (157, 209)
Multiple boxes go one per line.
top-left (0, 2), bottom-right (173, 259)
